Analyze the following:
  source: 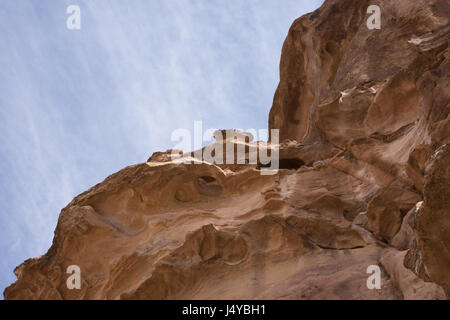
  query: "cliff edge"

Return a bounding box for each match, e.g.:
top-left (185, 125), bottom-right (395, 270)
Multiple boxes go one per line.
top-left (5, 0), bottom-right (449, 299)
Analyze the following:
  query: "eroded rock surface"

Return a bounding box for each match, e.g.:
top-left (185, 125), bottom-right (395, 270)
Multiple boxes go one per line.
top-left (4, 0), bottom-right (449, 300)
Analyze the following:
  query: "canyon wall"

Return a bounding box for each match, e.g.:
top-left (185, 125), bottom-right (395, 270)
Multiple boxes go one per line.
top-left (5, 0), bottom-right (449, 299)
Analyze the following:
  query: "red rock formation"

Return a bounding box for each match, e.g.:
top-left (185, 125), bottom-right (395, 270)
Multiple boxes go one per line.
top-left (4, 0), bottom-right (449, 300)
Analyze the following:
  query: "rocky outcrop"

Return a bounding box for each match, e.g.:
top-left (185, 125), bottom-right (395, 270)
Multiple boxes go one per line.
top-left (405, 144), bottom-right (450, 297)
top-left (4, 0), bottom-right (449, 300)
top-left (380, 249), bottom-right (446, 300)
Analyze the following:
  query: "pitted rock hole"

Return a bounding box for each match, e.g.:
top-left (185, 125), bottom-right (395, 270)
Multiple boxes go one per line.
top-left (197, 176), bottom-right (223, 196)
top-left (257, 158), bottom-right (305, 171)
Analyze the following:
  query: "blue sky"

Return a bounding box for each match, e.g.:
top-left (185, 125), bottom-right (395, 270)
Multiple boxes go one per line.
top-left (0, 0), bottom-right (323, 296)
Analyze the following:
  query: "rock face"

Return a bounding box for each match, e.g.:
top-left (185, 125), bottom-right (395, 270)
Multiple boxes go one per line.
top-left (4, 0), bottom-right (449, 300)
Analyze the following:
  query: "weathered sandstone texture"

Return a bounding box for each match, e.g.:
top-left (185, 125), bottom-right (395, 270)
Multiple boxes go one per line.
top-left (5, 0), bottom-right (449, 299)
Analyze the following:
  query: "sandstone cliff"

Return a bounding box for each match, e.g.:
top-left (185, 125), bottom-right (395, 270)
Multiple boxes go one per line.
top-left (4, 0), bottom-right (449, 300)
